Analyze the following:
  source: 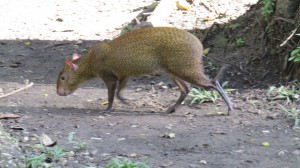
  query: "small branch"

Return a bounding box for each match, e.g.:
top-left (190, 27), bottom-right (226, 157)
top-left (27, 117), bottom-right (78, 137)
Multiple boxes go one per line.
top-left (280, 27), bottom-right (298, 47)
top-left (274, 17), bottom-right (295, 24)
top-left (0, 82), bottom-right (34, 99)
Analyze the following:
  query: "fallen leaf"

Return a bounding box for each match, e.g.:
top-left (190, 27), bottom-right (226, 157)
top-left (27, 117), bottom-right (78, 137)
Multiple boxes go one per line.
top-left (203, 48), bottom-right (210, 55)
top-left (100, 101), bottom-right (109, 106)
top-left (261, 142), bottom-right (270, 147)
top-left (176, 0), bottom-right (191, 10)
top-left (10, 125), bottom-right (23, 130)
top-left (10, 64), bottom-right (18, 68)
top-left (43, 93), bottom-right (48, 97)
top-left (203, 17), bottom-right (215, 22)
top-left (205, 112), bottom-right (226, 116)
top-left (217, 112), bottom-right (225, 115)
top-left (41, 133), bottom-right (57, 147)
top-left (24, 41), bottom-right (31, 45)
top-left (168, 133), bottom-right (175, 139)
top-left (0, 113), bottom-right (20, 119)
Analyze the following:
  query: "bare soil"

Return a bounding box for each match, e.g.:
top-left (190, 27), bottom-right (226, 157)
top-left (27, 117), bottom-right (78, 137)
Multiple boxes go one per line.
top-left (0, 0), bottom-right (300, 168)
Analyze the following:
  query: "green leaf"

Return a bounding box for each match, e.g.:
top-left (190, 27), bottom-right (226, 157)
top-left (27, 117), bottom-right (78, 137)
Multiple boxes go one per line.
top-left (291, 49), bottom-right (299, 56)
top-left (294, 57), bottom-right (300, 62)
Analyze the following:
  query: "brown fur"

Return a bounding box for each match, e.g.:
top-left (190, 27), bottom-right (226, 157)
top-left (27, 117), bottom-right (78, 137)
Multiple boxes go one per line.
top-left (57, 27), bottom-right (233, 113)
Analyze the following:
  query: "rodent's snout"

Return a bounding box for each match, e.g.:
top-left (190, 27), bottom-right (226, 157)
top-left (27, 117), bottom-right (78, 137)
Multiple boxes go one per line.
top-left (57, 87), bottom-right (67, 96)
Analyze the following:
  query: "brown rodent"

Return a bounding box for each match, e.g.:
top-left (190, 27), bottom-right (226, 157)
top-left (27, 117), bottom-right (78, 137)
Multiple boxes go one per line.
top-left (57, 27), bottom-right (233, 114)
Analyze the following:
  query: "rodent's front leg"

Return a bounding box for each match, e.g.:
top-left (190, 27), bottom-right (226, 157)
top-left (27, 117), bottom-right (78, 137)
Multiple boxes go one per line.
top-left (102, 75), bottom-right (118, 112)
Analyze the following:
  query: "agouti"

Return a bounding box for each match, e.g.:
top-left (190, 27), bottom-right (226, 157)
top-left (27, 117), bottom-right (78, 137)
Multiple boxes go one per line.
top-left (57, 27), bottom-right (233, 113)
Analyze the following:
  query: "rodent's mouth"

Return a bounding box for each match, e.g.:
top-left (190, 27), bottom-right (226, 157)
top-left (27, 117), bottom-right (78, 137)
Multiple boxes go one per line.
top-left (57, 88), bottom-right (74, 96)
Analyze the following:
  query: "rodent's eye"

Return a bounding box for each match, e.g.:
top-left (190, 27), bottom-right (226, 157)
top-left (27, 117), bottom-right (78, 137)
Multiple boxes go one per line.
top-left (60, 75), bottom-right (66, 81)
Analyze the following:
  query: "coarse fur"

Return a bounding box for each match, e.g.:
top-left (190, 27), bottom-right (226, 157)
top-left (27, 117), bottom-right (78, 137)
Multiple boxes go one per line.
top-left (57, 27), bottom-right (233, 113)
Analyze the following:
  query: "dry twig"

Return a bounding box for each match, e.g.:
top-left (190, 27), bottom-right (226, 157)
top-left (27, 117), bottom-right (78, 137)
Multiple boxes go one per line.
top-left (0, 82), bottom-right (34, 99)
top-left (280, 27), bottom-right (299, 47)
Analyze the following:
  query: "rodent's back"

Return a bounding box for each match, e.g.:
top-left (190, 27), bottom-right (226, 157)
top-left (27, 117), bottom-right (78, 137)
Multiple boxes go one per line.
top-left (105, 27), bottom-right (204, 77)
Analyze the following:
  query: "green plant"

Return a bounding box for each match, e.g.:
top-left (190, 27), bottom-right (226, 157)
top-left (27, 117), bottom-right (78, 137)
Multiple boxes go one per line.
top-left (261, 0), bottom-right (276, 21)
top-left (279, 105), bottom-right (300, 128)
top-left (104, 158), bottom-right (150, 168)
top-left (268, 85), bottom-right (300, 104)
top-left (289, 46), bottom-right (300, 63)
top-left (189, 82), bottom-right (234, 104)
top-left (189, 88), bottom-right (219, 104)
top-left (26, 132), bottom-right (88, 168)
top-left (68, 132), bottom-right (88, 151)
top-left (235, 37), bottom-right (245, 47)
top-left (26, 145), bottom-right (67, 168)
top-left (228, 23), bottom-right (240, 30)
top-left (26, 154), bottom-right (48, 168)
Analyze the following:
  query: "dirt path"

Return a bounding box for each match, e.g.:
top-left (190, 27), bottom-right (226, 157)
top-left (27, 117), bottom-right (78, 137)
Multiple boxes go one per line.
top-left (1, 0), bottom-right (300, 167)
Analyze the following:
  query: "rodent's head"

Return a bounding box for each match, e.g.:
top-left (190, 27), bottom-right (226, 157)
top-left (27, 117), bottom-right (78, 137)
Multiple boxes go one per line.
top-left (57, 54), bottom-right (82, 96)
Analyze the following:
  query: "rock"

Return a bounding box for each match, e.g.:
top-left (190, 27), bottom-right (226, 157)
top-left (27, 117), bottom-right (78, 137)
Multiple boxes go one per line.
top-left (199, 160), bottom-right (207, 165)
top-left (277, 150), bottom-right (288, 156)
top-left (59, 158), bottom-right (68, 166)
top-left (292, 150), bottom-right (300, 155)
top-left (68, 151), bottom-right (75, 157)
top-left (91, 149), bottom-right (98, 155)
top-left (136, 88), bottom-right (143, 92)
top-left (0, 123), bottom-right (25, 168)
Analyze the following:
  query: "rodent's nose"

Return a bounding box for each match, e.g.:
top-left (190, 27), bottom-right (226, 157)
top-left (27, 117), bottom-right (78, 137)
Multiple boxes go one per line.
top-left (57, 88), bottom-right (67, 96)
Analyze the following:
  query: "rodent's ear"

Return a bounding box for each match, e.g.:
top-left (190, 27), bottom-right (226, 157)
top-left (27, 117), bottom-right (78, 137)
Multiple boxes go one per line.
top-left (65, 57), bottom-right (79, 71)
top-left (65, 57), bottom-right (73, 69)
top-left (72, 53), bottom-right (81, 61)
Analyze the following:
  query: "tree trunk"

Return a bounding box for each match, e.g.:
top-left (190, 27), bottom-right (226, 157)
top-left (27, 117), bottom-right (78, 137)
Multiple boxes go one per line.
top-left (270, 0), bottom-right (300, 81)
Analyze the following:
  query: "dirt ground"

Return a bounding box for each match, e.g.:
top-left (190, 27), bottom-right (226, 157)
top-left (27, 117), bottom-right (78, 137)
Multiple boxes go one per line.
top-left (1, 0), bottom-right (300, 168)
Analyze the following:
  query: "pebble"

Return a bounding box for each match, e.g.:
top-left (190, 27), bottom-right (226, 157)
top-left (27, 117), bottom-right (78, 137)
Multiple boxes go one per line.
top-left (292, 150), bottom-right (300, 155)
top-left (199, 160), bottom-right (207, 165)
top-left (262, 130), bottom-right (270, 134)
top-left (23, 136), bottom-right (29, 142)
top-left (157, 81), bottom-right (165, 86)
top-left (277, 150), bottom-right (288, 156)
top-left (91, 149), bottom-right (98, 155)
top-left (131, 124), bottom-right (139, 128)
top-left (118, 137), bottom-right (126, 141)
top-left (59, 158), bottom-right (68, 166)
top-left (129, 153), bottom-right (137, 157)
top-left (68, 151), bottom-right (75, 157)
top-left (233, 149), bottom-right (244, 153)
top-left (82, 151), bottom-right (90, 156)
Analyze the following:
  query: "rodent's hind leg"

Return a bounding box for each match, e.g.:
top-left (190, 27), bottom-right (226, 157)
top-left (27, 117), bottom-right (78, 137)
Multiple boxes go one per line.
top-left (116, 78), bottom-right (129, 105)
top-left (166, 75), bottom-right (189, 113)
top-left (116, 94), bottom-right (129, 105)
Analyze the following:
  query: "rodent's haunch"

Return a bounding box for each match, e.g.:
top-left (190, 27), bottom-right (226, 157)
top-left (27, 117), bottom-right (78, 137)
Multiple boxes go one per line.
top-left (57, 27), bottom-right (233, 113)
